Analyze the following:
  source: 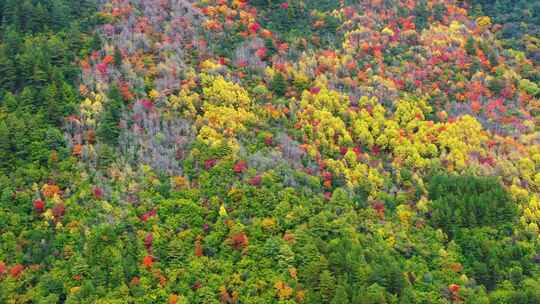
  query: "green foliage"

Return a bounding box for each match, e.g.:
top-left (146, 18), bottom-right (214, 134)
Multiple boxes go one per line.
top-left (97, 85), bottom-right (124, 146)
top-left (489, 279), bottom-right (540, 304)
top-left (1, 0), bottom-right (540, 303)
top-left (271, 72), bottom-right (287, 97)
top-left (471, 0), bottom-right (540, 63)
top-left (413, 0), bottom-right (429, 31)
top-left (455, 227), bottom-right (534, 290)
top-left (0, 0), bottom-right (97, 183)
top-left (251, 0), bottom-right (342, 48)
top-left (465, 36), bottom-right (477, 56)
top-left (428, 174), bottom-right (517, 237)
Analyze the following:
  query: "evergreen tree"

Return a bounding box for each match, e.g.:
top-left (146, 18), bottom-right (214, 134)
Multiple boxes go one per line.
top-left (1, 91), bottom-right (18, 111)
top-left (51, 1), bottom-right (70, 30)
top-left (44, 127), bottom-right (64, 151)
top-left (1, 0), bottom-right (19, 31)
top-left (271, 72), bottom-right (287, 96)
top-left (97, 85), bottom-right (124, 146)
top-left (331, 284), bottom-right (349, 304)
top-left (60, 81), bottom-right (78, 115)
top-left (44, 83), bottom-right (62, 125)
top-left (413, 0), bottom-right (429, 31)
top-left (30, 54), bottom-right (49, 88)
top-left (465, 36), bottom-right (477, 56)
top-left (319, 270), bottom-right (336, 303)
top-left (361, 283), bottom-right (387, 304)
top-left (19, 86), bottom-right (35, 111)
top-left (114, 46), bottom-right (123, 68)
top-left (428, 174), bottom-right (517, 237)
top-left (32, 3), bottom-right (49, 33)
top-left (0, 120), bottom-right (12, 168)
top-left (0, 46), bottom-right (16, 91)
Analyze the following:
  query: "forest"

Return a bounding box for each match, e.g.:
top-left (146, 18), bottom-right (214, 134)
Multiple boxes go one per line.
top-left (0, 0), bottom-right (540, 303)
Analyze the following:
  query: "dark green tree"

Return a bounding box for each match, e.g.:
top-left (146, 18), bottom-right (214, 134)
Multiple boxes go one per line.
top-left (97, 85), bottom-right (124, 146)
top-left (465, 36), bottom-right (477, 56)
top-left (331, 283), bottom-right (349, 304)
top-left (271, 72), bottom-right (287, 97)
top-left (428, 174), bottom-right (517, 237)
top-left (0, 46), bottom-right (16, 90)
top-left (319, 270), bottom-right (336, 303)
top-left (113, 46), bottom-right (123, 68)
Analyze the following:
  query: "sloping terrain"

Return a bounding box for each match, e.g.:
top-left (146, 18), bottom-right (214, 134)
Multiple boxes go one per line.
top-left (1, 0), bottom-right (540, 303)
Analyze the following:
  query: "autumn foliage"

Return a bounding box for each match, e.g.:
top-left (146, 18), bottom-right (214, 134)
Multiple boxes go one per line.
top-left (2, 0), bottom-right (540, 303)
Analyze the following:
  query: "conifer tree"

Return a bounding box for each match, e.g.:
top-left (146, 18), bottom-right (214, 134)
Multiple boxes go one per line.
top-left (319, 270), bottom-right (336, 303)
top-left (97, 85), bottom-right (124, 146)
top-left (331, 284), bottom-right (349, 304)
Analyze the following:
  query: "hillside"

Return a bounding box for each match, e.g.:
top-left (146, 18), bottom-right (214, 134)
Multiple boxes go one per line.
top-left (1, 0), bottom-right (540, 303)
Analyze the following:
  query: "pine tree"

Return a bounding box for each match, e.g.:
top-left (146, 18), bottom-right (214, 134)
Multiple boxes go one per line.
top-left (302, 255), bottom-right (327, 288)
top-left (44, 83), bottom-right (62, 124)
top-left (60, 81), bottom-right (78, 115)
top-left (319, 270), bottom-right (336, 303)
top-left (1, 91), bottom-right (18, 112)
top-left (1, 0), bottom-right (19, 30)
top-left (0, 46), bottom-right (17, 91)
top-left (97, 85), bottom-right (124, 146)
top-left (413, 0), bottom-right (429, 31)
top-left (20, 0), bottom-right (35, 32)
top-left (0, 120), bottom-right (12, 169)
top-left (465, 36), bottom-right (477, 56)
top-left (19, 86), bottom-right (35, 112)
top-left (271, 72), bottom-right (287, 96)
top-left (44, 127), bottom-right (64, 151)
top-left (51, 0), bottom-right (70, 30)
top-left (66, 22), bottom-right (84, 55)
top-left (363, 283), bottom-right (387, 304)
top-left (113, 46), bottom-right (123, 68)
top-left (32, 3), bottom-right (49, 33)
top-left (48, 35), bottom-right (66, 67)
top-left (31, 55), bottom-right (49, 88)
top-left (2, 26), bottom-right (22, 58)
top-left (331, 284), bottom-right (349, 304)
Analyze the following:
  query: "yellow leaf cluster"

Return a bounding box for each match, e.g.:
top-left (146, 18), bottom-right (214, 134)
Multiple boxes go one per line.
top-left (351, 103), bottom-right (385, 147)
top-left (381, 27), bottom-right (395, 36)
top-left (198, 105), bottom-right (255, 136)
top-left (396, 205), bottom-right (413, 227)
top-left (327, 159), bottom-right (384, 197)
top-left (167, 89), bottom-right (201, 117)
top-left (274, 281), bottom-right (293, 300)
top-left (202, 75), bottom-right (251, 109)
top-left (437, 115), bottom-right (487, 171)
top-left (476, 16), bottom-right (492, 28)
top-left (300, 87), bottom-right (349, 115)
top-left (80, 93), bottom-right (105, 126)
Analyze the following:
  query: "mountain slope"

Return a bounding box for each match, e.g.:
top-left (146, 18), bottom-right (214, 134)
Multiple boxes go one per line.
top-left (1, 0), bottom-right (540, 303)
